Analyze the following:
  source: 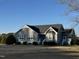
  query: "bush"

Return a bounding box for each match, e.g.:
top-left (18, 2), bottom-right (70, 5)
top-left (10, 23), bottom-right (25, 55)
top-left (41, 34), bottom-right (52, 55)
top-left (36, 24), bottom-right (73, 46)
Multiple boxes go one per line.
top-left (63, 42), bottom-right (68, 46)
top-left (16, 42), bottom-right (21, 45)
top-left (76, 39), bottom-right (79, 45)
top-left (32, 42), bottom-right (38, 45)
top-left (6, 35), bottom-right (16, 45)
top-left (43, 41), bottom-right (57, 46)
top-left (23, 42), bottom-right (27, 45)
top-left (71, 39), bottom-right (76, 45)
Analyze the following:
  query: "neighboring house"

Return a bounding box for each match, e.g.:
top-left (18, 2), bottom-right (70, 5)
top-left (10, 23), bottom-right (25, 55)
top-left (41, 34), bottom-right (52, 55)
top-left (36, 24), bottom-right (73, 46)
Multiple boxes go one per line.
top-left (75, 37), bottom-right (79, 45)
top-left (62, 29), bottom-right (75, 45)
top-left (15, 24), bottom-right (75, 45)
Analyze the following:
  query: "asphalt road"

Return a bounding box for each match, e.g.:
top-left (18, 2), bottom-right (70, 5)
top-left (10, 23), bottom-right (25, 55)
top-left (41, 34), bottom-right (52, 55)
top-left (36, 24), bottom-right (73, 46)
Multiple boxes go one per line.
top-left (0, 45), bottom-right (79, 59)
top-left (3, 51), bottom-right (79, 59)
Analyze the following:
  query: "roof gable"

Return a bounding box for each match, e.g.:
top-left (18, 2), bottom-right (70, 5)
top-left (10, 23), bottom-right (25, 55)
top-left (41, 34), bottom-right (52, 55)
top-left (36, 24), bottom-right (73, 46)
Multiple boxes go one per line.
top-left (15, 28), bottom-right (29, 35)
top-left (44, 27), bottom-right (58, 34)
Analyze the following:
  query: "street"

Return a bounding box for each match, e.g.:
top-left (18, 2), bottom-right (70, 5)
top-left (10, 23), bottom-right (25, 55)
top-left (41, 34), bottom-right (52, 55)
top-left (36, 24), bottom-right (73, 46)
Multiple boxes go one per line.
top-left (0, 45), bottom-right (79, 59)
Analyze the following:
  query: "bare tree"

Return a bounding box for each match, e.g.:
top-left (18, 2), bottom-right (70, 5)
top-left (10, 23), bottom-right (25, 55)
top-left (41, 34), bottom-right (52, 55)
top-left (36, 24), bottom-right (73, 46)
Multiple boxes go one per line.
top-left (59, 0), bottom-right (79, 28)
top-left (59, 0), bottom-right (79, 11)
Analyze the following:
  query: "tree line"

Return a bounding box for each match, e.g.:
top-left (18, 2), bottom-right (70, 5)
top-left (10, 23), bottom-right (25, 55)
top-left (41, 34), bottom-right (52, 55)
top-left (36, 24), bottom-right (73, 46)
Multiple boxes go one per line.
top-left (0, 33), bottom-right (16, 45)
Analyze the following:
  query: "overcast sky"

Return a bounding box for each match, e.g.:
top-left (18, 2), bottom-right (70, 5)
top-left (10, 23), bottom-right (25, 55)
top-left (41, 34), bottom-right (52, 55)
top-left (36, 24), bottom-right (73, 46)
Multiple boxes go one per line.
top-left (0, 0), bottom-right (79, 35)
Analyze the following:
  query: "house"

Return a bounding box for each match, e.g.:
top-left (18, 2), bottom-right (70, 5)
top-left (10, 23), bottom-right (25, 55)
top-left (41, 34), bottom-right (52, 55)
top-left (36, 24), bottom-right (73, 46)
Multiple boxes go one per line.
top-left (62, 29), bottom-right (75, 45)
top-left (75, 37), bottom-right (79, 45)
top-left (15, 24), bottom-right (75, 45)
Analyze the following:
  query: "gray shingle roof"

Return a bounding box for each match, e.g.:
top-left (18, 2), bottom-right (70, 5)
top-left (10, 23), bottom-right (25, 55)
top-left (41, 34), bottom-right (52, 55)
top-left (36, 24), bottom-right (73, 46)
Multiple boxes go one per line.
top-left (64, 29), bottom-right (75, 37)
top-left (27, 24), bottom-right (63, 33)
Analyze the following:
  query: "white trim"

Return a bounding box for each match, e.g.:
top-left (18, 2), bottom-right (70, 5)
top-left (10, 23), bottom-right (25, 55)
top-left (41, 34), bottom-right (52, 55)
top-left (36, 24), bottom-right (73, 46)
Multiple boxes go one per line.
top-left (44, 27), bottom-right (58, 42)
top-left (44, 27), bottom-right (57, 34)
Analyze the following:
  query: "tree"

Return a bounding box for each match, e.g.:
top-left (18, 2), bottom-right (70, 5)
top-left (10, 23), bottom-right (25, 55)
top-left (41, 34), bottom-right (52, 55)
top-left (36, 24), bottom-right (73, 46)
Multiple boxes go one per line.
top-left (7, 33), bottom-right (14, 36)
top-left (0, 33), bottom-right (7, 44)
top-left (59, 0), bottom-right (79, 28)
top-left (0, 36), bottom-right (2, 43)
top-left (6, 35), bottom-right (16, 45)
top-left (59, 0), bottom-right (79, 11)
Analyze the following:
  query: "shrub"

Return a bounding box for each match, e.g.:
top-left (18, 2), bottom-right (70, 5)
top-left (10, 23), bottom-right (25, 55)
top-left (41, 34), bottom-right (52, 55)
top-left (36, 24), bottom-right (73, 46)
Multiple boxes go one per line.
top-left (71, 39), bottom-right (76, 45)
top-left (32, 42), bottom-right (38, 45)
top-left (76, 39), bottom-right (79, 45)
top-left (6, 35), bottom-right (16, 45)
top-left (43, 41), bottom-right (57, 46)
top-left (23, 42), bottom-right (27, 45)
top-left (63, 42), bottom-right (68, 46)
top-left (16, 42), bottom-right (21, 45)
